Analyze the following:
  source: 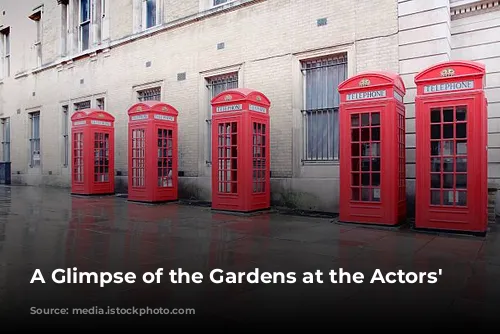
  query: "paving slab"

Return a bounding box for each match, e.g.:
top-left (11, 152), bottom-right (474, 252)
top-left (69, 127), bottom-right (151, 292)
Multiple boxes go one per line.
top-left (0, 185), bottom-right (498, 329)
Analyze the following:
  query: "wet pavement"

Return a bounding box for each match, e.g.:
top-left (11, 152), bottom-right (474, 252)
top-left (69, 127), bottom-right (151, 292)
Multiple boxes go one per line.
top-left (0, 185), bottom-right (500, 328)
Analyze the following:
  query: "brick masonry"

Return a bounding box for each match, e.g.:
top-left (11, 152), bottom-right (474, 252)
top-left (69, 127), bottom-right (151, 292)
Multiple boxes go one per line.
top-left (0, 0), bottom-right (498, 218)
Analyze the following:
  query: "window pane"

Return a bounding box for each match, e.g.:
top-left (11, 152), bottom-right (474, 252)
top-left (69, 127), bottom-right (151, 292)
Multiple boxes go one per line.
top-left (80, 0), bottom-right (90, 22)
top-left (456, 106), bottom-right (467, 121)
top-left (146, 0), bottom-right (157, 28)
top-left (443, 108), bottom-right (454, 122)
top-left (431, 108), bottom-right (440, 123)
top-left (5, 33), bottom-right (10, 55)
top-left (33, 115), bottom-right (40, 138)
top-left (5, 118), bottom-right (10, 141)
top-left (81, 23), bottom-right (90, 50)
top-left (214, 0), bottom-right (228, 5)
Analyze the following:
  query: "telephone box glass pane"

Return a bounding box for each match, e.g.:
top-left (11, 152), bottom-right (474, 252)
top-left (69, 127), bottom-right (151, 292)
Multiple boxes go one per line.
top-left (72, 132), bottom-right (84, 183)
top-left (252, 122), bottom-right (266, 193)
top-left (157, 128), bottom-right (173, 188)
top-left (428, 106), bottom-right (467, 207)
top-left (351, 114), bottom-right (359, 127)
top-left (94, 132), bottom-right (110, 183)
top-left (217, 122), bottom-right (238, 193)
top-left (431, 109), bottom-right (440, 123)
top-left (350, 111), bottom-right (381, 202)
top-left (132, 129), bottom-right (146, 188)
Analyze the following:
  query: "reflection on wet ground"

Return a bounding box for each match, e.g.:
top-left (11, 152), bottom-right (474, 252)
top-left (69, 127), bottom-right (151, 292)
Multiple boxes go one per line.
top-left (0, 185), bottom-right (499, 327)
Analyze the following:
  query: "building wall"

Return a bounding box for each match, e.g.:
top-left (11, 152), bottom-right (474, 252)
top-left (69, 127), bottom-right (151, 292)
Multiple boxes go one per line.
top-left (0, 0), bottom-right (400, 213)
top-left (397, 0), bottom-right (453, 215)
top-left (450, 6), bottom-right (500, 186)
top-left (0, 0), bottom-right (498, 214)
top-left (398, 0), bottom-right (500, 216)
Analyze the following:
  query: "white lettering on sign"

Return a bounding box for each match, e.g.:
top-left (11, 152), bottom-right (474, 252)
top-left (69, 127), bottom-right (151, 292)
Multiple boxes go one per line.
top-left (154, 114), bottom-right (175, 121)
top-left (249, 104), bottom-right (267, 113)
top-left (346, 90), bottom-right (387, 101)
top-left (131, 114), bottom-right (149, 121)
top-left (73, 121), bottom-right (86, 126)
top-left (216, 104), bottom-right (243, 112)
top-left (90, 120), bottom-right (112, 126)
top-left (423, 80), bottom-right (474, 94)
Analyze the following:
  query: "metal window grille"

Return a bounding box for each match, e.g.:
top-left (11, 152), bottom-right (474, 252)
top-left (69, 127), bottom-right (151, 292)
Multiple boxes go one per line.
top-left (301, 54), bottom-right (347, 162)
top-left (1, 118), bottom-right (10, 162)
top-left (79, 0), bottom-right (91, 51)
top-left (96, 98), bottom-right (105, 110)
top-left (62, 106), bottom-right (69, 167)
top-left (137, 87), bottom-right (161, 101)
top-left (74, 100), bottom-right (91, 111)
top-left (29, 112), bottom-right (41, 168)
top-left (213, 0), bottom-right (229, 6)
top-left (205, 72), bottom-right (238, 164)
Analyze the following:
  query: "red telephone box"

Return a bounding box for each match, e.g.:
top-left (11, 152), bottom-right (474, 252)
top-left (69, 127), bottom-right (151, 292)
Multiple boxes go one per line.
top-left (338, 72), bottom-right (407, 225)
top-left (127, 102), bottom-right (179, 203)
top-left (71, 109), bottom-right (115, 195)
top-left (210, 88), bottom-right (271, 212)
top-left (414, 60), bottom-right (488, 233)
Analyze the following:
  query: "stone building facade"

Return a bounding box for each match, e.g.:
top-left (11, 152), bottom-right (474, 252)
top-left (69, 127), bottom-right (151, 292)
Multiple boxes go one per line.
top-left (0, 0), bottom-right (498, 214)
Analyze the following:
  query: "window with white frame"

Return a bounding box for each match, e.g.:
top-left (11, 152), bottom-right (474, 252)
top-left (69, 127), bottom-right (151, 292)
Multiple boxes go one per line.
top-left (62, 106), bottom-right (69, 167)
top-left (143, 0), bottom-right (160, 29)
top-left (301, 54), bottom-right (347, 162)
top-left (60, 1), bottom-right (69, 56)
top-left (205, 72), bottom-right (238, 164)
top-left (29, 112), bottom-right (41, 168)
top-left (29, 9), bottom-right (43, 67)
top-left (0, 27), bottom-right (10, 79)
top-left (137, 87), bottom-right (161, 101)
top-left (96, 97), bottom-right (105, 110)
top-left (1, 118), bottom-right (10, 162)
top-left (79, 0), bottom-right (91, 51)
top-left (74, 100), bottom-right (91, 111)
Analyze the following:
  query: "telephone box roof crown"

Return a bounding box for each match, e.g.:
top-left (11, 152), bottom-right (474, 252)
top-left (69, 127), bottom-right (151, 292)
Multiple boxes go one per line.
top-left (70, 108), bottom-right (115, 121)
top-left (338, 71), bottom-right (406, 94)
top-left (127, 101), bottom-right (179, 116)
top-left (211, 88), bottom-right (271, 106)
top-left (415, 60), bottom-right (485, 83)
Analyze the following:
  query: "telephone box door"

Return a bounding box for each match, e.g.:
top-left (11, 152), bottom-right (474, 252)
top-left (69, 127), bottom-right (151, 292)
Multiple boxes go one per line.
top-left (92, 130), bottom-right (111, 185)
top-left (156, 125), bottom-right (175, 191)
top-left (418, 100), bottom-right (474, 226)
top-left (72, 130), bottom-right (85, 192)
top-left (130, 127), bottom-right (147, 193)
top-left (250, 120), bottom-right (269, 208)
top-left (212, 117), bottom-right (241, 207)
